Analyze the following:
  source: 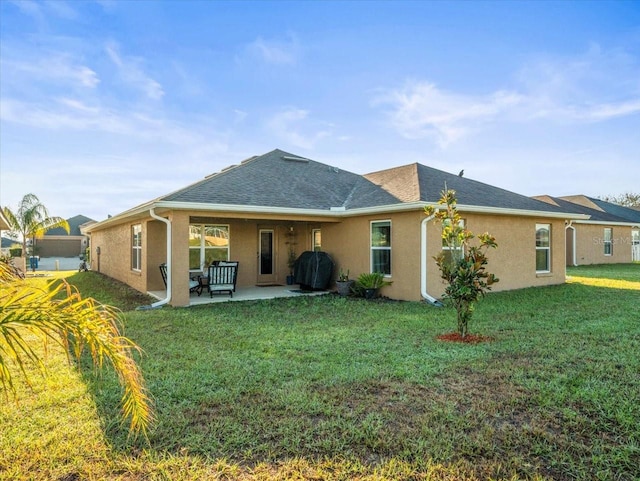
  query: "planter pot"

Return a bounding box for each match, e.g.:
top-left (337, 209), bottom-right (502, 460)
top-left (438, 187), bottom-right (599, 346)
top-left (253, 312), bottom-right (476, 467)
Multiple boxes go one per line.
top-left (364, 288), bottom-right (379, 299)
top-left (336, 280), bottom-right (354, 296)
top-left (286, 275), bottom-right (295, 285)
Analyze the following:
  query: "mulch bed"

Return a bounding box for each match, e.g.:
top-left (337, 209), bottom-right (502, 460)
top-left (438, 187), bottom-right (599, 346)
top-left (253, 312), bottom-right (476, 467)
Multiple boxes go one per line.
top-left (436, 332), bottom-right (494, 344)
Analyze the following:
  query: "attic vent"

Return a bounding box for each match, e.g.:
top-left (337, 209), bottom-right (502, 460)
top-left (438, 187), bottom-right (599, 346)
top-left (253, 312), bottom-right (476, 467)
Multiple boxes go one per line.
top-left (221, 164), bottom-right (238, 172)
top-left (241, 155), bottom-right (259, 164)
top-left (282, 155), bottom-right (309, 163)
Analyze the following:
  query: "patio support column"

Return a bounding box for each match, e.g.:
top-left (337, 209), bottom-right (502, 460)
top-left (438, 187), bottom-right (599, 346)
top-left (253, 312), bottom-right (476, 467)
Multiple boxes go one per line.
top-left (170, 211), bottom-right (191, 307)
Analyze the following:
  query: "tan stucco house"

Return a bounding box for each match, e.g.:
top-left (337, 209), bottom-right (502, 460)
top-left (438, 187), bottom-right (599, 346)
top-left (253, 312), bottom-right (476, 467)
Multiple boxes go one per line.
top-left (534, 195), bottom-right (640, 265)
top-left (36, 215), bottom-right (95, 258)
top-left (87, 149), bottom-right (588, 307)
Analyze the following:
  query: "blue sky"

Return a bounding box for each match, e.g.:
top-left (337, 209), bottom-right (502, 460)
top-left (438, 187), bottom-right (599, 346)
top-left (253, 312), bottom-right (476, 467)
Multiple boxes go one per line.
top-left (1, 0), bottom-right (639, 221)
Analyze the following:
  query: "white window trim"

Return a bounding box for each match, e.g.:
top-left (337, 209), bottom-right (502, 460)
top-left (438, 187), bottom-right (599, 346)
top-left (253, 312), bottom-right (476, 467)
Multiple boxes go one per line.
top-left (442, 218), bottom-right (465, 259)
top-left (312, 228), bottom-right (322, 252)
top-left (189, 223), bottom-right (230, 272)
top-left (370, 219), bottom-right (392, 276)
top-left (603, 228), bottom-right (613, 256)
top-left (535, 223), bottom-right (551, 274)
top-left (131, 224), bottom-right (142, 272)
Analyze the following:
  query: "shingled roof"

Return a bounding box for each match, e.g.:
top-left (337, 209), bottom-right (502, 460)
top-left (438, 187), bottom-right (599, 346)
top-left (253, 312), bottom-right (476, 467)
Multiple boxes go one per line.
top-left (161, 149), bottom-right (401, 209)
top-left (534, 195), bottom-right (640, 224)
top-left (46, 215), bottom-right (96, 236)
top-left (90, 149), bottom-right (588, 232)
top-left (365, 163), bottom-right (566, 213)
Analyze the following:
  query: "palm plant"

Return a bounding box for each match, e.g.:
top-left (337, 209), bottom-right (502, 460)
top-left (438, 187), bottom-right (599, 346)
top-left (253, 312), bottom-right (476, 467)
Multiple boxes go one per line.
top-left (0, 260), bottom-right (154, 436)
top-left (2, 193), bottom-right (70, 261)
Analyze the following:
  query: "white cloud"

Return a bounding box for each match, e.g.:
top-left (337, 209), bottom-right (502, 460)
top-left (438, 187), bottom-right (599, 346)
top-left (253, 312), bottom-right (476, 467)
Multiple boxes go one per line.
top-left (244, 34), bottom-right (300, 65)
top-left (266, 108), bottom-right (331, 149)
top-left (2, 54), bottom-right (99, 89)
top-left (42, 0), bottom-right (78, 20)
top-left (105, 41), bottom-right (164, 100)
top-left (374, 81), bottom-right (522, 147)
top-left (376, 45), bottom-right (640, 148)
top-left (515, 43), bottom-right (640, 122)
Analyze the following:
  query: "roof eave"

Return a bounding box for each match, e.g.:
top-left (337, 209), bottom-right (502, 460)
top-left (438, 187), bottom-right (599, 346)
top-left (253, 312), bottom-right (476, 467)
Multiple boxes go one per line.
top-left (87, 200), bottom-right (591, 232)
top-left (572, 219), bottom-right (640, 227)
top-left (343, 202), bottom-right (591, 219)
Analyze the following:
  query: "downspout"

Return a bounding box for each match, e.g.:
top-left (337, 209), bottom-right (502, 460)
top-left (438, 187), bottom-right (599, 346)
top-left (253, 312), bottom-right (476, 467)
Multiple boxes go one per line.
top-left (145, 208), bottom-right (171, 308)
top-left (565, 220), bottom-right (577, 267)
top-left (421, 215), bottom-right (443, 307)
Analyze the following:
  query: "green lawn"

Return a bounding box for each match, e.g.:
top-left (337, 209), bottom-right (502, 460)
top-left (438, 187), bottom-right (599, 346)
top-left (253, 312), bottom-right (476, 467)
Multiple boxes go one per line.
top-left (2, 265), bottom-right (639, 480)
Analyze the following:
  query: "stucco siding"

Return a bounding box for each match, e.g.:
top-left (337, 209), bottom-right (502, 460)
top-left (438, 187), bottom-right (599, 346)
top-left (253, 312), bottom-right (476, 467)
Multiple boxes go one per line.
top-left (574, 224), bottom-right (633, 264)
top-left (90, 221), bottom-right (146, 294)
top-left (325, 211), bottom-right (566, 302)
top-left (90, 208), bottom-right (569, 306)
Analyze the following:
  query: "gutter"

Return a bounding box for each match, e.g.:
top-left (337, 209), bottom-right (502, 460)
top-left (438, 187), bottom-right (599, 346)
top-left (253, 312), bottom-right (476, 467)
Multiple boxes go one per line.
top-left (571, 219), bottom-right (640, 227)
top-left (421, 214), bottom-right (443, 307)
top-left (139, 208), bottom-right (172, 309)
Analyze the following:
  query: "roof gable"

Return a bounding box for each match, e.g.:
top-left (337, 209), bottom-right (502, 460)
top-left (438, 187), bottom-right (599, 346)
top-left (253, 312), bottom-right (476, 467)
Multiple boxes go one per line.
top-left (46, 214), bottom-right (95, 236)
top-left (365, 163), bottom-right (565, 213)
top-left (558, 195), bottom-right (640, 223)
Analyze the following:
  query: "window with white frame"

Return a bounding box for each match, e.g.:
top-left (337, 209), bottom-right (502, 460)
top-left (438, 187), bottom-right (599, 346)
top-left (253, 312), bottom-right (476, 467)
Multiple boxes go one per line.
top-left (442, 218), bottom-right (465, 263)
top-left (371, 220), bottom-right (391, 275)
top-left (131, 224), bottom-right (142, 271)
top-left (603, 228), bottom-right (613, 256)
top-left (535, 223), bottom-right (551, 273)
top-left (312, 229), bottom-right (322, 252)
top-left (189, 224), bottom-right (229, 271)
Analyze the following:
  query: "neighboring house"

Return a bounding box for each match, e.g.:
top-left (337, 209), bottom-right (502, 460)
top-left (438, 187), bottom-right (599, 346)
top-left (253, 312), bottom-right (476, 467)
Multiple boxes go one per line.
top-left (36, 215), bottom-right (95, 257)
top-left (0, 210), bottom-right (11, 256)
top-left (87, 149), bottom-right (588, 307)
top-left (534, 195), bottom-right (640, 265)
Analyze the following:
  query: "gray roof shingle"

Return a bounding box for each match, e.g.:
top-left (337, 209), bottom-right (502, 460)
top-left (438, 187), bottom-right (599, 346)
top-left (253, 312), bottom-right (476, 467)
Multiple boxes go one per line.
top-left (157, 149), bottom-right (583, 216)
top-left (161, 149), bottom-right (401, 209)
top-left (46, 214), bottom-right (95, 236)
top-left (365, 163), bottom-right (566, 213)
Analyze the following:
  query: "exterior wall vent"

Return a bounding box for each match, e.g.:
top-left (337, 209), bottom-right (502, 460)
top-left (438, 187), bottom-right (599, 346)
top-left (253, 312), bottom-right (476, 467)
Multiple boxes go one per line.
top-left (282, 155), bottom-right (309, 163)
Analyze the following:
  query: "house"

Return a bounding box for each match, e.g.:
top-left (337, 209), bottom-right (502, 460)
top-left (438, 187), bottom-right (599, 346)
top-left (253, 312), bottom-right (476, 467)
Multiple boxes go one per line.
top-left (86, 149), bottom-right (588, 307)
top-left (36, 215), bottom-right (95, 258)
top-left (534, 195), bottom-right (640, 265)
top-left (0, 210), bottom-right (11, 257)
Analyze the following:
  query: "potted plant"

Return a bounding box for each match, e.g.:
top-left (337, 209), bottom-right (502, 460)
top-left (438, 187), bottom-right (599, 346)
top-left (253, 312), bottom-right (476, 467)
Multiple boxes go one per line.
top-left (335, 268), bottom-right (354, 296)
top-left (355, 272), bottom-right (392, 299)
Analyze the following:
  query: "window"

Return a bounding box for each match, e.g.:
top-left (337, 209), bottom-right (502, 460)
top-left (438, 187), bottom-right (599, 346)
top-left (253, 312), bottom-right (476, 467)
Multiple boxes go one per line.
top-left (603, 228), bottom-right (613, 256)
top-left (371, 220), bottom-right (391, 275)
top-left (131, 224), bottom-right (142, 271)
top-left (535, 224), bottom-right (551, 273)
top-left (189, 224), bottom-right (229, 271)
top-left (442, 218), bottom-right (465, 263)
top-left (312, 229), bottom-right (322, 251)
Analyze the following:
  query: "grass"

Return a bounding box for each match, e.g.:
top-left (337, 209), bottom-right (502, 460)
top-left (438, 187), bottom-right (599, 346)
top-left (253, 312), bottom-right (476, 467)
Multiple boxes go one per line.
top-left (2, 265), bottom-right (639, 480)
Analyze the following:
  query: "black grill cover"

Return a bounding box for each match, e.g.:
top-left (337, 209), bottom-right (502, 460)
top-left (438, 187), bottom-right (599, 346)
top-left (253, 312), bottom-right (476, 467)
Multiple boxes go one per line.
top-left (293, 251), bottom-right (334, 290)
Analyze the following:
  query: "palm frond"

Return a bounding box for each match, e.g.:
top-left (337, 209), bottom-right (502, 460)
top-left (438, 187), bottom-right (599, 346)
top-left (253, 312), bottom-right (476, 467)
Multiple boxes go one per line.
top-left (0, 261), bottom-right (154, 436)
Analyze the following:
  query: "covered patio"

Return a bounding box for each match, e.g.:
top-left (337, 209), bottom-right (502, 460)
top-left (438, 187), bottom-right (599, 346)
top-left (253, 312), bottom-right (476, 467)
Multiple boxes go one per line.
top-left (148, 284), bottom-right (331, 306)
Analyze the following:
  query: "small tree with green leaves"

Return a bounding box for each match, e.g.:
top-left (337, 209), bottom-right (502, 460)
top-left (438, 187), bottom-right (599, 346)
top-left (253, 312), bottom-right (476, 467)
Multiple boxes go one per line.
top-left (425, 188), bottom-right (499, 337)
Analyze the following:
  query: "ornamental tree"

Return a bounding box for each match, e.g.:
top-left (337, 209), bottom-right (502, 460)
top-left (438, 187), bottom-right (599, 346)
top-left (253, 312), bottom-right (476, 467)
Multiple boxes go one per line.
top-left (425, 188), bottom-right (499, 338)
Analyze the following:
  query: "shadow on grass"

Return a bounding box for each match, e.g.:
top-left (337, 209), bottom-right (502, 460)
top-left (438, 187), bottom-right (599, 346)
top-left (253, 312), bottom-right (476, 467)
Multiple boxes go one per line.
top-left (79, 282), bottom-right (640, 481)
